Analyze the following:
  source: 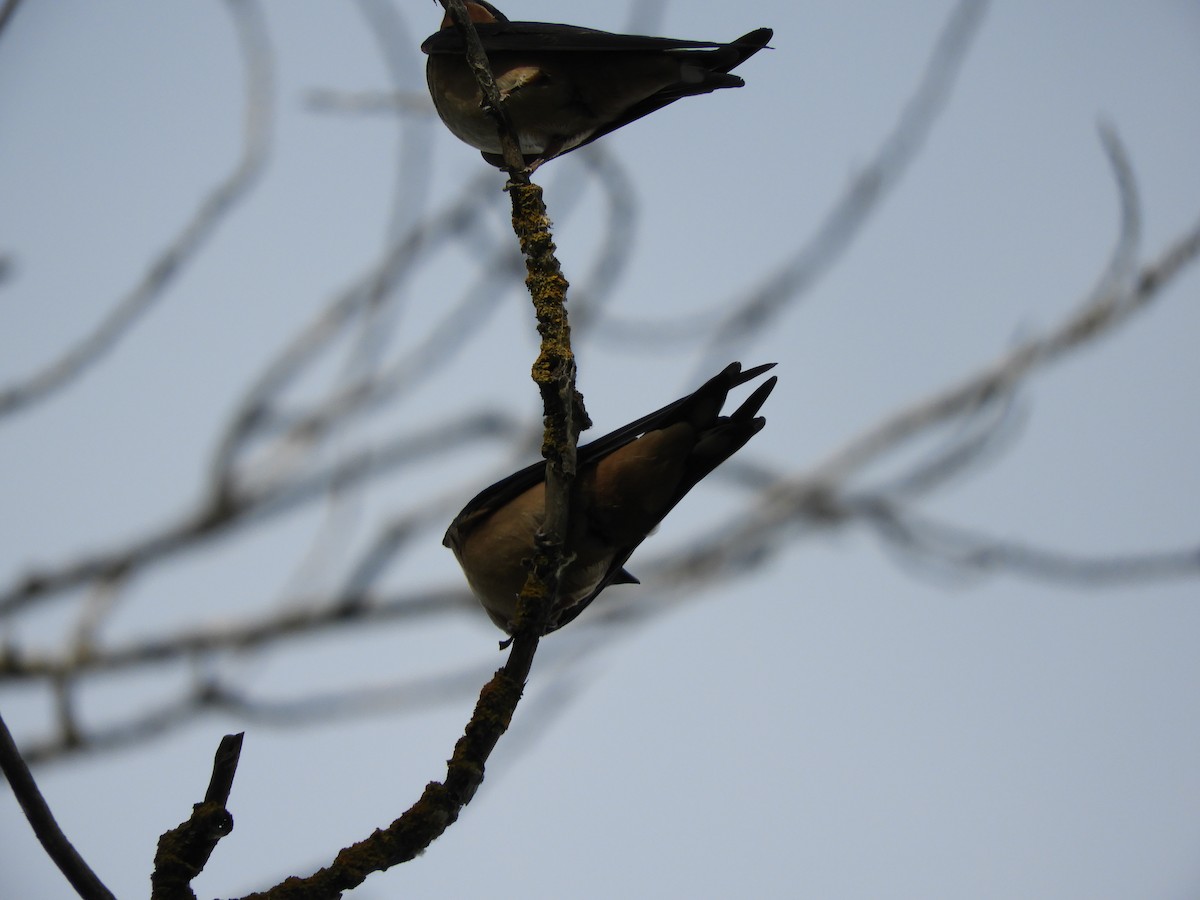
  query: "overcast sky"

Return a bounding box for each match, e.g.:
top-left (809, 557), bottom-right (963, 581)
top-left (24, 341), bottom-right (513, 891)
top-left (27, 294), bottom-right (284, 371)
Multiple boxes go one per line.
top-left (2, 2), bottom-right (1199, 898)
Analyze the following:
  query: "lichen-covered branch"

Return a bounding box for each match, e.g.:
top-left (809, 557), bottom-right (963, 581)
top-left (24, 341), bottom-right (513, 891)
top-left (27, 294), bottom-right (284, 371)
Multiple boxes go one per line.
top-left (229, 7), bottom-right (588, 894)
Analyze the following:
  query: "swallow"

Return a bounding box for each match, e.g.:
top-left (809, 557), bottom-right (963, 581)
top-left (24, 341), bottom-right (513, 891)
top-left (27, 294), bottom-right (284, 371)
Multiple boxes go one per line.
top-left (422, 2), bottom-right (773, 170)
top-left (444, 362), bottom-right (777, 635)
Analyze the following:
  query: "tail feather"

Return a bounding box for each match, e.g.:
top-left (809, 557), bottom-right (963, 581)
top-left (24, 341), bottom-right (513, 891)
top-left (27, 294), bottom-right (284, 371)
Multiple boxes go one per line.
top-left (708, 27), bottom-right (773, 74)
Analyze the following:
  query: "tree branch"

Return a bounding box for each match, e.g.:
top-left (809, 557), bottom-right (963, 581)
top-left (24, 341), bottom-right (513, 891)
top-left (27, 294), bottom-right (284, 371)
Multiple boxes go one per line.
top-left (151, 732), bottom-right (245, 900)
top-left (0, 709), bottom-right (116, 900)
top-left (641, 161), bottom-right (1200, 588)
top-left (223, 6), bottom-right (587, 893)
top-left (0, 0), bottom-right (25, 43)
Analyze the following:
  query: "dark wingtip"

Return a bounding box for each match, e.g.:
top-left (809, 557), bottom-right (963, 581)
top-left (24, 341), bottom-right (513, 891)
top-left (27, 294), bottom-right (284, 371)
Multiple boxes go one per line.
top-left (731, 27), bottom-right (774, 62)
top-left (736, 27), bottom-right (774, 48)
top-left (731, 374), bottom-right (777, 421)
top-left (613, 568), bottom-right (640, 586)
top-left (718, 361), bottom-right (776, 389)
top-left (736, 361), bottom-right (777, 381)
top-left (711, 28), bottom-right (773, 74)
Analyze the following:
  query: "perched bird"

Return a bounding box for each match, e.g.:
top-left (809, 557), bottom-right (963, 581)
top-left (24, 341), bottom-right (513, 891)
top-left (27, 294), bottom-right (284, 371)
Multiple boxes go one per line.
top-left (444, 362), bottom-right (777, 634)
top-left (422, 1), bottom-right (773, 170)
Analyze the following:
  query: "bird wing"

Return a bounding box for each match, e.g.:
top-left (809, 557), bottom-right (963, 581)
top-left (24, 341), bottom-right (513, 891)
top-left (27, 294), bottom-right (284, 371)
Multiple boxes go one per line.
top-left (547, 364), bottom-right (777, 630)
top-left (422, 23), bottom-right (729, 56)
top-left (445, 362), bottom-right (774, 540)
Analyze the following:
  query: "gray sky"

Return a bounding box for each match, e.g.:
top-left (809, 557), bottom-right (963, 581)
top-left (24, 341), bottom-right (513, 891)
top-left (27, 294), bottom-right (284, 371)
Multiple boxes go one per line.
top-left (2, 2), bottom-right (1199, 898)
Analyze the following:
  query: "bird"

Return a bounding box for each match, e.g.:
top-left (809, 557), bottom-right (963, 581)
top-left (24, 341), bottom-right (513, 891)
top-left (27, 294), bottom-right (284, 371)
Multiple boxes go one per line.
top-left (444, 362), bottom-right (777, 635)
top-left (422, 1), bottom-right (773, 171)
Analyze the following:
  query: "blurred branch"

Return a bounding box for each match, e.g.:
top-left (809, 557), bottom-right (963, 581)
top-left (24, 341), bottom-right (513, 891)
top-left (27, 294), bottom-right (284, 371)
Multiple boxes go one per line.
top-left (855, 499), bottom-right (1200, 585)
top-left (0, 0), bottom-right (25, 42)
top-left (796, 126), bottom-right (1141, 487)
top-left (0, 25), bottom-right (637, 625)
top-left (5, 117), bottom-right (1196, 767)
top-left (0, 413), bottom-right (514, 618)
top-left (645, 133), bottom-right (1200, 587)
top-left (2, 3), bottom-right (1197, 796)
top-left (703, 0), bottom-right (991, 362)
top-left (872, 389), bottom-right (1024, 500)
top-left (564, 146), bottom-right (641, 330)
top-left (20, 687), bottom-right (213, 766)
top-left (342, 0), bottom-right (438, 383)
top-left (15, 652), bottom-right (493, 764)
top-left (0, 0), bottom-right (274, 420)
top-left (0, 709), bottom-right (116, 899)
top-left (306, 87), bottom-right (433, 115)
top-left (2, 585), bottom-right (474, 682)
top-left (17, 633), bottom-right (626, 764)
top-left (591, 0), bottom-right (991, 358)
top-left (206, 171), bottom-right (506, 494)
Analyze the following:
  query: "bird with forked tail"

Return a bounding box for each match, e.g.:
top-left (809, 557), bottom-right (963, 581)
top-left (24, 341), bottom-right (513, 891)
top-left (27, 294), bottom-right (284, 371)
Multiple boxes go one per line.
top-left (423, 1), bottom-right (773, 171)
top-left (444, 362), bottom-right (777, 635)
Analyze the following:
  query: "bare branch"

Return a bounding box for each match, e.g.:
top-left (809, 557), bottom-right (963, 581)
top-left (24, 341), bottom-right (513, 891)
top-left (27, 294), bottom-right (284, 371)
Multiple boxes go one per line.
top-left (0, 710), bottom-right (116, 899)
top-left (639, 141), bottom-right (1199, 589)
top-left (872, 389), bottom-right (1025, 500)
top-left (206, 171), bottom-right (504, 493)
top-left (3, 4), bottom-right (1195, 809)
top-left (855, 498), bottom-right (1200, 585)
top-left (151, 733), bottom-right (244, 900)
top-left (0, 412), bottom-right (513, 618)
top-left (216, 7), bottom-right (586, 891)
top-left (700, 0), bottom-right (992, 364)
top-left (2, 586), bottom-right (474, 682)
top-left (798, 127), bottom-right (1141, 490)
top-left (306, 87), bottom-right (433, 115)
